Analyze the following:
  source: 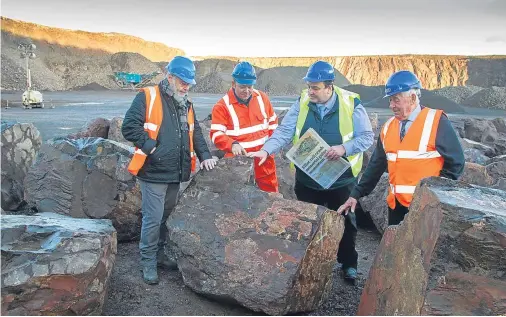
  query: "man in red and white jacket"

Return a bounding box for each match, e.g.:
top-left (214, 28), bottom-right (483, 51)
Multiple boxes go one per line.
top-left (210, 61), bottom-right (279, 192)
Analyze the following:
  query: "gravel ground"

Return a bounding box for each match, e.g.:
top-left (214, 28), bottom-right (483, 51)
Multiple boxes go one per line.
top-left (102, 228), bottom-right (381, 316)
top-left (432, 85), bottom-right (483, 104)
top-left (462, 86), bottom-right (506, 110)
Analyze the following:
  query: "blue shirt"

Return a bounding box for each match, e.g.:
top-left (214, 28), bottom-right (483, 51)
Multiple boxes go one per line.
top-left (400, 104), bottom-right (422, 136)
top-left (263, 93), bottom-right (375, 157)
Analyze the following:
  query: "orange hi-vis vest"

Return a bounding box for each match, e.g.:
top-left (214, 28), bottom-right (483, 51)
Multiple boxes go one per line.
top-left (127, 86), bottom-right (196, 176)
top-left (381, 107), bottom-right (444, 209)
top-left (210, 88), bottom-right (278, 155)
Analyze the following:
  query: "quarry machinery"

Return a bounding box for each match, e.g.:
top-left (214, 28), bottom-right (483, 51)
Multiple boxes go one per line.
top-left (113, 71), bottom-right (161, 90)
top-left (18, 43), bottom-right (44, 109)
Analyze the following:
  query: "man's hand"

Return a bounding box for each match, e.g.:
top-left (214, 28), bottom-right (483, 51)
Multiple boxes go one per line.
top-left (325, 145), bottom-right (346, 160)
top-left (246, 150), bottom-right (268, 166)
top-left (232, 143), bottom-right (247, 156)
top-left (337, 197), bottom-right (357, 215)
top-left (200, 158), bottom-right (217, 171)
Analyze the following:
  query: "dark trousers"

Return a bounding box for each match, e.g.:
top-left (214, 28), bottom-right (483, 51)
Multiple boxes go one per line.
top-left (388, 200), bottom-right (410, 226)
top-left (138, 180), bottom-right (180, 267)
top-left (294, 181), bottom-right (358, 270)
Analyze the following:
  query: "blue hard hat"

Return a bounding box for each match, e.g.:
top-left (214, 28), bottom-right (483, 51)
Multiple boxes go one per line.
top-left (303, 61), bottom-right (335, 82)
top-left (232, 61), bottom-right (257, 85)
top-left (166, 56), bottom-right (196, 85)
top-left (384, 70), bottom-right (422, 98)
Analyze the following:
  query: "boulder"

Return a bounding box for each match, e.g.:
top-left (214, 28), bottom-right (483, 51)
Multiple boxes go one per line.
top-left (199, 115), bottom-right (296, 200)
top-left (1, 212), bottom-right (117, 315)
top-left (492, 117), bottom-right (506, 134)
top-left (463, 148), bottom-right (489, 165)
top-left (358, 177), bottom-right (506, 316)
top-left (464, 118), bottom-right (498, 143)
top-left (460, 162), bottom-right (495, 187)
top-left (167, 157), bottom-right (345, 315)
top-left (485, 155), bottom-right (506, 190)
top-left (68, 118), bottom-right (110, 139)
top-left (486, 154), bottom-right (506, 165)
top-left (23, 138), bottom-right (142, 241)
top-left (461, 161), bottom-right (506, 191)
top-left (463, 118), bottom-right (506, 155)
top-left (1, 121), bottom-right (42, 210)
top-left (358, 173), bottom-right (389, 234)
top-left (460, 137), bottom-right (496, 157)
top-left (107, 117), bottom-right (132, 146)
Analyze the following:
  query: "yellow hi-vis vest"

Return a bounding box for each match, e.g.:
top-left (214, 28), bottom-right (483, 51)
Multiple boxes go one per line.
top-left (292, 86), bottom-right (363, 177)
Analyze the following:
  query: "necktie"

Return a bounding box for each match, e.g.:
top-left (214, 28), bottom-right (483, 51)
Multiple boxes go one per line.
top-left (400, 120), bottom-right (409, 141)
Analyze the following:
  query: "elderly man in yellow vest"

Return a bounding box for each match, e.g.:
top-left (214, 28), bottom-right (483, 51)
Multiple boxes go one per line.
top-left (248, 61), bottom-right (374, 284)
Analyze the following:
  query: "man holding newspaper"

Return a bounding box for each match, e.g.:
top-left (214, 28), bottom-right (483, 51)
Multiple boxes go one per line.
top-left (248, 61), bottom-right (374, 284)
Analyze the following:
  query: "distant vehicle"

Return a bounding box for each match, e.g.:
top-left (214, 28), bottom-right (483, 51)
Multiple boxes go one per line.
top-left (113, 71), bottom-right (161, 90)
top-left (22, 90), bottom-right (44, 109)
top-left (19, 43), bottom-right (44, 110)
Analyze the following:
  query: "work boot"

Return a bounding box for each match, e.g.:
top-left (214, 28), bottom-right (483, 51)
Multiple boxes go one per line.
top-left (141, 265), bottom-right (159, 285)
top-left (157, 249), bottom-right (178, 270)
top-left (343, 267), bottom-right (357, 285)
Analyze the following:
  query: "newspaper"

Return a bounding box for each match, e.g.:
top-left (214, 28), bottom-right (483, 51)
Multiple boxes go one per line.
top-left (286, 128), bottom-right (351, 189)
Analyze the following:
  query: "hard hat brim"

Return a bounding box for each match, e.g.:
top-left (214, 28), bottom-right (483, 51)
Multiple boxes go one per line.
top-left (175, 75), bottom-right (196, 85)
top-left (234, 78), bottom-right (256, 85)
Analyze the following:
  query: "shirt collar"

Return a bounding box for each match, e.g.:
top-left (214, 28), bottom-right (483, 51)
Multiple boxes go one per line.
top-left (406, 104), bottom-right (422, 122)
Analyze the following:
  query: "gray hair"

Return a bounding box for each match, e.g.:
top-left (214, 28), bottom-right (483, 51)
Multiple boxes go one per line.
top-left (401, 88), bottom-right (421, 105)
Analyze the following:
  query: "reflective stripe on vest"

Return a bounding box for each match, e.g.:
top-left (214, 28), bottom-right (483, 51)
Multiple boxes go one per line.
top-left (127, 86), bottom-right (196, 175)
top-left (292, 86), bottom-right (363, 177)
top-left (220, 89), bottom-right (271, 149)
top-left (381, 107), bottom-right (444, 208)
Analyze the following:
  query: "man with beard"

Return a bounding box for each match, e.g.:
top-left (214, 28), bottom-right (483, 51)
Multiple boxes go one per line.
top-left (122, 56), bottom-right (217, 285)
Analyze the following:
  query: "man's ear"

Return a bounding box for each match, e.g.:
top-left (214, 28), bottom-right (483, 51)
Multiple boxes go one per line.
top-left (411, 93), bottom-right (417, 104)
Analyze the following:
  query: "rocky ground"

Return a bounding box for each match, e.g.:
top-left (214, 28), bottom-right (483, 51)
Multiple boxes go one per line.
top-left (103, 229), bottom-right (381, 316)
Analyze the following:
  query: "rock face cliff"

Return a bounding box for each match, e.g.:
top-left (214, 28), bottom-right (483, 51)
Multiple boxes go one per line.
top-left (1, 17), bottom-right (184, 62)
top-left (195, 55), bottom-right (506, 90)
top-left (2, 17), bottom-right (505, 93)
top-left (0, 17), bottom-right (182, 91)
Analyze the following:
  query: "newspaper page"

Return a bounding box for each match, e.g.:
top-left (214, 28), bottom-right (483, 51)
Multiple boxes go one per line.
top-left (286, 128), bottom-right (351, 189)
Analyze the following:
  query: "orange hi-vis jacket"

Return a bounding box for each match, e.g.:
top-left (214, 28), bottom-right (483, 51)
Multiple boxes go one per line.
top-left (210, 88), bottom-right (279, 192)
top-left (381, 107), bottom-right (444, 209)
top-left (210, 88), bottom-right (278, 153)
top-left (127, 86), bottom-right (196, 175)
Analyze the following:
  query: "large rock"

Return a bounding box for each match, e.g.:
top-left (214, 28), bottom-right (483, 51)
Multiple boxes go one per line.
top-left (463, 118), bottom-right (506, 156)
top-left (464, 118), bottom-right (499, 144)
top-left (1, 212), bottom-right (117, 315)
top-left (459, 137), bottom-right (496, 158)
top-left (200, 115), bottom-right (296, 200)
top-left (68, 117), bottom-right (110, 139)
top-left (358, 173), bottom-right (389, 234)
top-left (463, 148), bottom-right (490, 165)
top-left (485, 155), bottom-right (506, 190)
top-left (358, 177), bottom-right (506, 316)
top-left (23, 138), bottom-right (142, 241)
top-left (492, 117), bottom-right (506, 134)
top-left (461, 161), bottom-right (506, 191)
top-left (107, 117), bottom-right (131, 146)
top-left (167, 157), bottom-right (345, 315)
top-left (1, 121), bottom-right (42, 211)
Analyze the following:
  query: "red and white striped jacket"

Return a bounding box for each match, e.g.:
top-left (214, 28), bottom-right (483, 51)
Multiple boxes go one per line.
top-left (210, 88), bottom-right (278, 154)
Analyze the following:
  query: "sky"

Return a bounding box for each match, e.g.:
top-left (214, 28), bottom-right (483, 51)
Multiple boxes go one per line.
top-left (2, 0), bottom-right (506, 57)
